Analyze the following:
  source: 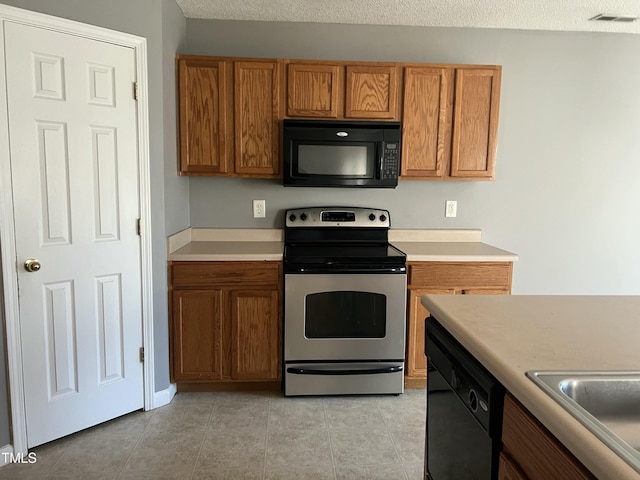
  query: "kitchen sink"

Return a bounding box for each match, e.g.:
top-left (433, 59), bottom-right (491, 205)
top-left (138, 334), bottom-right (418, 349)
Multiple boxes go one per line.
top-left (526, 371), bottom-right (640, 474)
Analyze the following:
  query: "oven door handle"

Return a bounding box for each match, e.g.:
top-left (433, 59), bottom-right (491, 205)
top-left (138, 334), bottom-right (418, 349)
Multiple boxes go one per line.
top-left (286, 365), bottom-right (403, 376)
top-left (285, 266), bottom-right (406, 274)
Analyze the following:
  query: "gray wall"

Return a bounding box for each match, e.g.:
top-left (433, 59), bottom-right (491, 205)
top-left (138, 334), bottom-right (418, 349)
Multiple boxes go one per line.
top-left (0, 0), bottom-right (189, 401)
top-left (159, 0), bottom-right (188, 390)
top-left (185, 20), bottom-right (640, 295)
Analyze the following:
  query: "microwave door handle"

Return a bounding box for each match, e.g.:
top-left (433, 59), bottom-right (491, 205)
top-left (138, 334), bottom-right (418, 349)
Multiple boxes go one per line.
top-left (379, 149), bottom-right (384, 179)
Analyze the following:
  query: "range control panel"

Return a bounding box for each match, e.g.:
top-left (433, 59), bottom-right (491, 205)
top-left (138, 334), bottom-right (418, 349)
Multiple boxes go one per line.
top-left (285, 207), bottom-right (390, 228)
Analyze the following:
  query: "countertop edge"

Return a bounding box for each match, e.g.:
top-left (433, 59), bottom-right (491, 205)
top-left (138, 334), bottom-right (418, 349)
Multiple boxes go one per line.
top-left (169, 253), bottom-right (283, 262)
top-left (405, 253), bottom-right (519, 262)
top-left (420, 295), bottom-right (640, 480)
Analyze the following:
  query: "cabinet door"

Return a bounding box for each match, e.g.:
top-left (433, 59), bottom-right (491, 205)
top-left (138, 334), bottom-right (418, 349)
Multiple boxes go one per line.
top-left (407, 288), bottom-right (455, 378)
top-left (345, 65), bottom-right (400, 119)
top-left (451, 68), bottom-right (501, 179)
top-left (178, 58), bottom-right (229, 174)
top-left (230, 289), bottom-right (280, 380)
top-left (234, 61), bottom-right (281, 176)
top-left (287, 63), bottom-right (341, 118)
top-left (172, 289), bottom-right (223, 381)
top-left (401, 67), bottom-right (452, 178)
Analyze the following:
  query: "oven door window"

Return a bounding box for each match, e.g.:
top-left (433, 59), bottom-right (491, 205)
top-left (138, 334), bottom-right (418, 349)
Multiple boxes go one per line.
top-left (305, 291), bottom-right (386, 338)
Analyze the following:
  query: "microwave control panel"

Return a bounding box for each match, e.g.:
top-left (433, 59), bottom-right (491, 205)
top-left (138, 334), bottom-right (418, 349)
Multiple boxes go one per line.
top-left (382, 142), bottom-right (400, 180)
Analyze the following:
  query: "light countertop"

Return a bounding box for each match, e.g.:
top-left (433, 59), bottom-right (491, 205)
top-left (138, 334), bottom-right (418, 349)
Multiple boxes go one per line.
top-left (420, 294), bottom-right (640, 480)
top-left (170, 241), bottom-right (283, 261)
top-left (168, 228), bottom-right (519, 262)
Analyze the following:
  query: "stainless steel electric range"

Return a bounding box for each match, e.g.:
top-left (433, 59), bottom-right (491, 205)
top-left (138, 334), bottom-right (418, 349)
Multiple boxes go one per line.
top-left (283, 207), bottom-right (407, 396)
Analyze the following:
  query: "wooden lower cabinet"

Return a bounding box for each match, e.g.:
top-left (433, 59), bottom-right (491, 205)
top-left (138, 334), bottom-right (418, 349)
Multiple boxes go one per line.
top-left (406, 261), bottom-right (512, 383)
top-left (500, 393), bottom-right (595, 480)
top-left (171, 261), bottom-right (281, 385)
top-left (173, 289), bottom-right (224, 381)
top-left (499, 452), bottom-right (529, 480)
top-left (229, 289), bottom-right (280, 380)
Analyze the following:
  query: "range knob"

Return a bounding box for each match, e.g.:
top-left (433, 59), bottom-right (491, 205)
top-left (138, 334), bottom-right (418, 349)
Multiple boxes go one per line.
top-left (379, 214), bottom-right (387, 222)
top-left (369, 213), bottom-right (376, 221)
top-left (300, 213), bottom-right (308, 221)
top-left (289, 214), bottom-right (296, 222)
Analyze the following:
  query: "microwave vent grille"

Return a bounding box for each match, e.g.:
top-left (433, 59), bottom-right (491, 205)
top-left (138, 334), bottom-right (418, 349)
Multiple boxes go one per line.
top-left (589, 13), bottom-right (638, 22)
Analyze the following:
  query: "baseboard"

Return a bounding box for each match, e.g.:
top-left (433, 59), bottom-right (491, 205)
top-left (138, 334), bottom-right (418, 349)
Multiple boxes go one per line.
top-left (0, 445), bottom-right (14, 467)
top-left (152, 383), bottom-right (177, 409)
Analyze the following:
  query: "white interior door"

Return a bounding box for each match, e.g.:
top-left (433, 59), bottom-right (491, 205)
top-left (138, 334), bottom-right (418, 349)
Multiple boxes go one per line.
top-left (4, 21), bottom-right (144, 448)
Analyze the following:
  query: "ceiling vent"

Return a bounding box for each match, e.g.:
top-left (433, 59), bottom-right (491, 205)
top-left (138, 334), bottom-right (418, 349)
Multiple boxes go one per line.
top-left (589, 13), bottom-right (638, 23)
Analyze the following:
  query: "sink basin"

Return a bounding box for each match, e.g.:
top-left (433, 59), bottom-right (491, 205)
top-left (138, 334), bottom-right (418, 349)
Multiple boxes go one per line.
top-left (527, 371), bottom-right (640, 474)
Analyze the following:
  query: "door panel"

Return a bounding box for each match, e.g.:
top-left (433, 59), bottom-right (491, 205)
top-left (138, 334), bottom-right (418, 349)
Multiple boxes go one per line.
top-left (234, 61), bottom-right (280, 176)
top-left (286, 63), bottom-right (341, 118)
top-left (345, 65), bottom-right (399, 119)
top-left (178, 58), bottom-right (229, 174)
top-left (173, 290), bottom-right (223, 381)
top-left (401, 67), bottom-right (452, 177)
top-left (230, 289), bottom-right (280, 380)
top-left (5, 21), bottom-right (143, 447)
top-left (407, 288), bottom-right (455, 377)
top-left (451, 68), bottom-right (501, 178)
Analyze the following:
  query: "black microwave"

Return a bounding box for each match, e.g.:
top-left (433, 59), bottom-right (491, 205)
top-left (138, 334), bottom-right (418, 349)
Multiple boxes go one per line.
top-left (283, 119), bottom-right (401, 188)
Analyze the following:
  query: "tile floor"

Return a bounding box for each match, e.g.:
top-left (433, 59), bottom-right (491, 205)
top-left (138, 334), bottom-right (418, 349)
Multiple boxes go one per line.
top-left (0, 388), bottom-right (426, 480)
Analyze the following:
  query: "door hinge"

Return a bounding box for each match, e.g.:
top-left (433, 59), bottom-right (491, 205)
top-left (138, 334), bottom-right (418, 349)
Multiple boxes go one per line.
top-left (133, 82), bottom-right (139, 101)
top-left (136, 218), bottom-right (141, 236)
top-left (139, 347), bottom-right (144, 363)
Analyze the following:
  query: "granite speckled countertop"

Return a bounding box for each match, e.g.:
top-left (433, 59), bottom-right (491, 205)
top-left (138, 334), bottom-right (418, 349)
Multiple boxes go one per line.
top-left (420, 294), bottom-right (640, 480)
top-left (168, 228), bottom-right (519, 262)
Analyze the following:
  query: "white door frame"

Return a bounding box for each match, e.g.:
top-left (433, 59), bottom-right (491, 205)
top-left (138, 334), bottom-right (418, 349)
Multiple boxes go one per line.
top-left (0, 4), bottom-right (156, 454)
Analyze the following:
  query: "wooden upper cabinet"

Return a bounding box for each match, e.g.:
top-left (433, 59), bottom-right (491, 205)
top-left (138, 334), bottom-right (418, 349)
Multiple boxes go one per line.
top-left (451, 67), bottom-right (501, 179)
top-left (234, 61), bottom-right (281, 176)
top-left (284, 62), bottom-right (400, 120)
top-left (345, 65), bottom-right (400, 119)
top-left (178, 58), bottom-right (229, 174)
top-left (401, 67), bottom-right (452, 177)
top-left (176, 55), bottom-right (502, 179)
top-left (286, 63), bottom-right (341, 118)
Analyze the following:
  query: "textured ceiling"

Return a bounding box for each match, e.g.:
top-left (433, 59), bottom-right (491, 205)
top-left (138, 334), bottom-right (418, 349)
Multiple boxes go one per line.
top-left (175, 0), bottom-right (640, 34)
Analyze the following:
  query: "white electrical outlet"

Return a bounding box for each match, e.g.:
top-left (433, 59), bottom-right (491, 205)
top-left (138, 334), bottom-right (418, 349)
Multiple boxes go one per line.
top-left (445, 200), bottom-right (457, 218)
top-left (253, 200), bottom-right (266, 218)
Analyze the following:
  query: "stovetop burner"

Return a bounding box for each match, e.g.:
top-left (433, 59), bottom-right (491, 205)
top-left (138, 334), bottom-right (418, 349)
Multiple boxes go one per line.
top-left (283, 207), bottom-right (406, 272)
top-left (284, 243), bottom-right (406, 265)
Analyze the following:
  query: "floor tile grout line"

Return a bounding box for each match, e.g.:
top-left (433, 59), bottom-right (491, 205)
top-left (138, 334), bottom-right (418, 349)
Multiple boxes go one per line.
top-left (262, 391), bottom-right (272, 480)
top-left (112, 410), bottom-right (156, 480)
top-left (322, 397), bottom-right (339, 480)
top-left (40, 434), bottom-right (77, 479)
top-left (377, 395), bottom-right (410, 480)
top-left (187, 397), bottom-right (216, 480)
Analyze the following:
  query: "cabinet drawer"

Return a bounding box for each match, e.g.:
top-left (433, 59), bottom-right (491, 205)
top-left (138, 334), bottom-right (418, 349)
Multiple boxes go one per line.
top-left (172, 261), bottom-right (280, 287)
top-left (408, 262), bottom-right (511, 288)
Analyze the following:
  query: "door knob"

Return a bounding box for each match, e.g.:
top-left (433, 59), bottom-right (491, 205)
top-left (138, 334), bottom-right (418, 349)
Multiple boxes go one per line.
top-left (24, 258), bottom-right (41, 272)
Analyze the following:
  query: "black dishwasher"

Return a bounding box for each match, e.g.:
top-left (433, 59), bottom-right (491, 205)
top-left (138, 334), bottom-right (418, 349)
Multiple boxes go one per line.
top-left (425, 316), bottom-right (504, 480)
